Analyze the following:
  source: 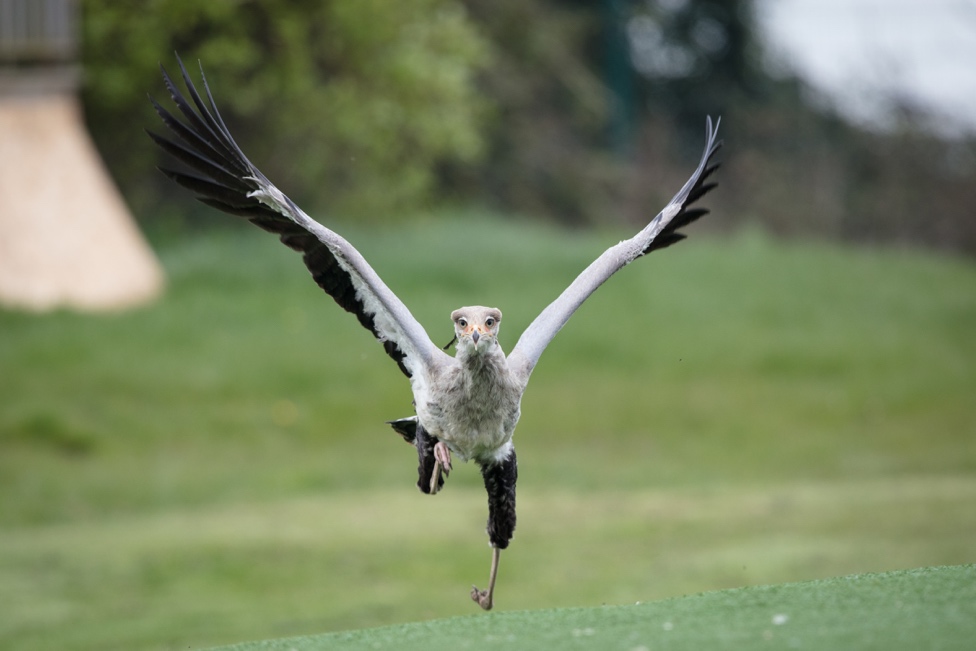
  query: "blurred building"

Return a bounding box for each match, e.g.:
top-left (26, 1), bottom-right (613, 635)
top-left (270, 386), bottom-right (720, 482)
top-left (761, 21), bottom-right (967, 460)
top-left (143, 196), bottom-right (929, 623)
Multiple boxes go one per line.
top-left (0, 0), bottom-right (163, 311)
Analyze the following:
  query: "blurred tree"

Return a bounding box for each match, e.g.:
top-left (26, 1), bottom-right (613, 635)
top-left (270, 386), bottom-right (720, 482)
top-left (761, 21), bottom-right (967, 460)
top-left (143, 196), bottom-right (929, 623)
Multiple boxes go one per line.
top-left (80, 0), bottom-right (976, 253)
top-left (603, 0), bottom-right (976, 254)
top-left (625, 0), bottom-right (764, 137)
top-left (455, 0), bottom-right (627, 226)
top-left (81, 0), bottom-right (489, 221)
top-left (454, 0), bottom-right (767, 226)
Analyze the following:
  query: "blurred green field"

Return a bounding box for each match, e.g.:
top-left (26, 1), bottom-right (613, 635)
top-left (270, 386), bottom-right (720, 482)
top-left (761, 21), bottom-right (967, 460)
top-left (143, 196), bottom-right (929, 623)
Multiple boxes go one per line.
top-left (1, 216), bottom-right (974, 651)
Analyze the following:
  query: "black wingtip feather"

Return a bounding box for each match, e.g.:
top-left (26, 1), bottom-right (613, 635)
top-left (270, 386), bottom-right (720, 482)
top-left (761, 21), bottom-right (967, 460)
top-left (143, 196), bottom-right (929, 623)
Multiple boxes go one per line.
top-left (686, 181), bottom-right (718, 206)
top-left (640, 117), bottom-right (722, 256)
top-left (148, 129), bottom-right (250, 192)
top-left (648, 232), bottom-right (687, 252)
top-left (197, 198), bottom-right (281, 220)
top-left (159, 168), bottom-right (256, 209)
top-left (158, 61), bottom-right (248, 178)
top-left (674, 207), bottom-right (710, 228)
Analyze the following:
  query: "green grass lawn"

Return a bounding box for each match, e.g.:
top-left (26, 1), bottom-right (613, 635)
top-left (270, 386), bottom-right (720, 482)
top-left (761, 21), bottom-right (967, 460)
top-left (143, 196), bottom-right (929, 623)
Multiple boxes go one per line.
top-left (211, 565), bottom-right (976, 651)
top-left (1, 216), bottom-right (974, 650)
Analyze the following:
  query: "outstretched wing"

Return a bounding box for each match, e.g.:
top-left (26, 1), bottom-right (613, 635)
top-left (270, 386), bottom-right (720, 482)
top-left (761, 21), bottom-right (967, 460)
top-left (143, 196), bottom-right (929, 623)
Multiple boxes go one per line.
top-left (147, 56), bottom-right (451, 379)
top-left (507, 117), bottom-right (722, 385)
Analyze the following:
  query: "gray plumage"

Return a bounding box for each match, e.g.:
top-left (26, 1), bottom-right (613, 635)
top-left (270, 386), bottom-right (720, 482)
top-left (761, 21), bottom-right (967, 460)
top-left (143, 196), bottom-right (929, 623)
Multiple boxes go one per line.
top-left (421, 307), bottom-right (520, 464)
top-left (149, 56), bottom-right (721, 611)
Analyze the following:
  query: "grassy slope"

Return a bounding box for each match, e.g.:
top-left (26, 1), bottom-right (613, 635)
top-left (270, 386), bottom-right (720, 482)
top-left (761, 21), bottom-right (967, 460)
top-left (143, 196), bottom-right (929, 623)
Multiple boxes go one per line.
top-left (213, 565), bottom-right (976, 651)
top-left (1, 217), bottom-right (974, 650)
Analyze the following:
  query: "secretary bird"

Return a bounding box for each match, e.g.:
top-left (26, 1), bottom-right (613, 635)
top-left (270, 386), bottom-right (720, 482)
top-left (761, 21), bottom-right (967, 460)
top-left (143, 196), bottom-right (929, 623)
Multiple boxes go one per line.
top-left (148, 56), bottom-right (721, 610)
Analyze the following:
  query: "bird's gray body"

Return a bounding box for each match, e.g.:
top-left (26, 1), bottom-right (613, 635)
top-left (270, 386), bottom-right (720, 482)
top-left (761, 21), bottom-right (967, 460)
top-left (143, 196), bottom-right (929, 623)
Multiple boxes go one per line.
top-left (415, 341), bottom-right (521, 464)
top-left (149, 56), bottom-right (721, 611)
top-left (408, 306), bottom-right (521, 465)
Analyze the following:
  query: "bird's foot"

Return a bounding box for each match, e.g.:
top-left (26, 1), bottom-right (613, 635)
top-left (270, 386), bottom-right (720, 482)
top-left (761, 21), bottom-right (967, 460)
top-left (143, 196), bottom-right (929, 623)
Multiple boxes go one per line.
top-left (470, 546), bottom-right (501, 611)
top-left (471, 585), bottom-right (493, 610)
top-left (434, 441), bottom-right (453, 475)
top-left (429, 442), bottom-right (453, 494)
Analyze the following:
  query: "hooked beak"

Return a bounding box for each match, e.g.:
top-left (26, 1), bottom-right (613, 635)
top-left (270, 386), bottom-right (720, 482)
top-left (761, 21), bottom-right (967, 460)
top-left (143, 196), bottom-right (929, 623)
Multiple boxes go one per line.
top-left (472, 330), bottom-right (481, 345)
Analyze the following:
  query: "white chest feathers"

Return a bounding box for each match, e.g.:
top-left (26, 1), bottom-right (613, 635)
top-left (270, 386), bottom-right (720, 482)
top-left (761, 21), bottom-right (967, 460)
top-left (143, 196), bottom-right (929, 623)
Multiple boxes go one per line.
top-left (414, 355), bottom-right (522, 463)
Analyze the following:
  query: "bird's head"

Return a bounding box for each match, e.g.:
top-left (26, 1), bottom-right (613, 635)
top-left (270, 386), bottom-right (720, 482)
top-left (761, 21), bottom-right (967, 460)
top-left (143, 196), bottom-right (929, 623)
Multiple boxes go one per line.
top-left (451, 306), bottom-right (502, 356)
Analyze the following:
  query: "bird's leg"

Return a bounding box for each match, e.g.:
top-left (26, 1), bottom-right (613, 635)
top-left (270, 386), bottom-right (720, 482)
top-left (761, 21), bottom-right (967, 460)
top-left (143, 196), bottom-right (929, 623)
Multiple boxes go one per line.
top-left (471, 546), bottom-right (501, 610)
top-left (472, 446), bottom-right (517, 610)
top-left (412, 424), bottom-right (446, 495)
top-left (429, 441), bottom-right (453, 494)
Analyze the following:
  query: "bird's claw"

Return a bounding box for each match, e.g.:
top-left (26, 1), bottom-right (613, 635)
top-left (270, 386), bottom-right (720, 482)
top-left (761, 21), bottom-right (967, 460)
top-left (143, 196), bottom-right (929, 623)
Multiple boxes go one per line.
top-left (471, 546), bottom-right (501, 610)
top-left (434, 441), bottom-right (452, 476)
top-left (471, 585), bottom-right (493, 610)
top-left (428, 442), bottom-right (453, 494)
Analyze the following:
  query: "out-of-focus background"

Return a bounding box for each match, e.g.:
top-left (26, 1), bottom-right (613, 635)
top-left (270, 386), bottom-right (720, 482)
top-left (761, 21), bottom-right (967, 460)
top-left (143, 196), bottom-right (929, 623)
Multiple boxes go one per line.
top-left (1, 1), bottom-right (973, 650)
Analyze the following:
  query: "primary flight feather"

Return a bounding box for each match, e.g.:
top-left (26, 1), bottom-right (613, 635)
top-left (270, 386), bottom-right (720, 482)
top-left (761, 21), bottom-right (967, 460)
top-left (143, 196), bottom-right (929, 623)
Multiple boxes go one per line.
top-left (148, 55), bottom-right (721, 610)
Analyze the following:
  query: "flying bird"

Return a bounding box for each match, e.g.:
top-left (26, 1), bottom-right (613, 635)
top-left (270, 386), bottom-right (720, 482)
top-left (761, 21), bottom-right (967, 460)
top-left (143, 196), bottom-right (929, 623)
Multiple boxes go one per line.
top-left (148, 56), bottom-right (721, 611)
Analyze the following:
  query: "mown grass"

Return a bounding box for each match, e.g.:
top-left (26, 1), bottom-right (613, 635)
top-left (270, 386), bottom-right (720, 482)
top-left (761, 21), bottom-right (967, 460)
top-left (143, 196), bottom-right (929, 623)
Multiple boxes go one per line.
top-left (1, 215), bottom-right (974, 650)
top-left (210, 565), bottom-right (976, 651)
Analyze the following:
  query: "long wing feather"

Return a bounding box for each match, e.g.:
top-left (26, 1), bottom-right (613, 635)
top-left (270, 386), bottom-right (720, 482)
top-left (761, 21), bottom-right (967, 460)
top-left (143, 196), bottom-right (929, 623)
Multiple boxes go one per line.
top-left (148, 56), bottom-right (451, 378)
top-left (507, 117), bottom-right (722, 384)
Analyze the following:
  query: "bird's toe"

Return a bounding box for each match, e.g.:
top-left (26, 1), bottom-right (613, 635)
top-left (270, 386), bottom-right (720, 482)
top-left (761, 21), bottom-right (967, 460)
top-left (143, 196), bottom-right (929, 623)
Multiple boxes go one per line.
top-left (434, 441), bottom-right (453, 476)
top-left (470, 585), bottom-right (493, 610)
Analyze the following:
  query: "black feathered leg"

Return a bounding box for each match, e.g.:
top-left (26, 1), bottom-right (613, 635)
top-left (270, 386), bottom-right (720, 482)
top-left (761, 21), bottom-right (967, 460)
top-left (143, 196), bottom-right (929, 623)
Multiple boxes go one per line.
top-left (481, 448), bottom-right (517, 548)
top-left (471, 446), bottom-right (517, 610)
top-left (414, 423), bottom-right (447, 495)
top-left (387, 417), bottom-right (450, 495)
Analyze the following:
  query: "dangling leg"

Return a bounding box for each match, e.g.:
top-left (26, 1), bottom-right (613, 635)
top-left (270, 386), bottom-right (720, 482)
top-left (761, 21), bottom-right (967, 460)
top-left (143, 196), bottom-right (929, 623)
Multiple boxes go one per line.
top-left (409, 422), bottom-right (451, 495)
top-left (431, 441), bottom-right (452, 494)
top-left (472, 547), bottom-right (501, 610)
top-left (471, 445), bottom-right (517, 610)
